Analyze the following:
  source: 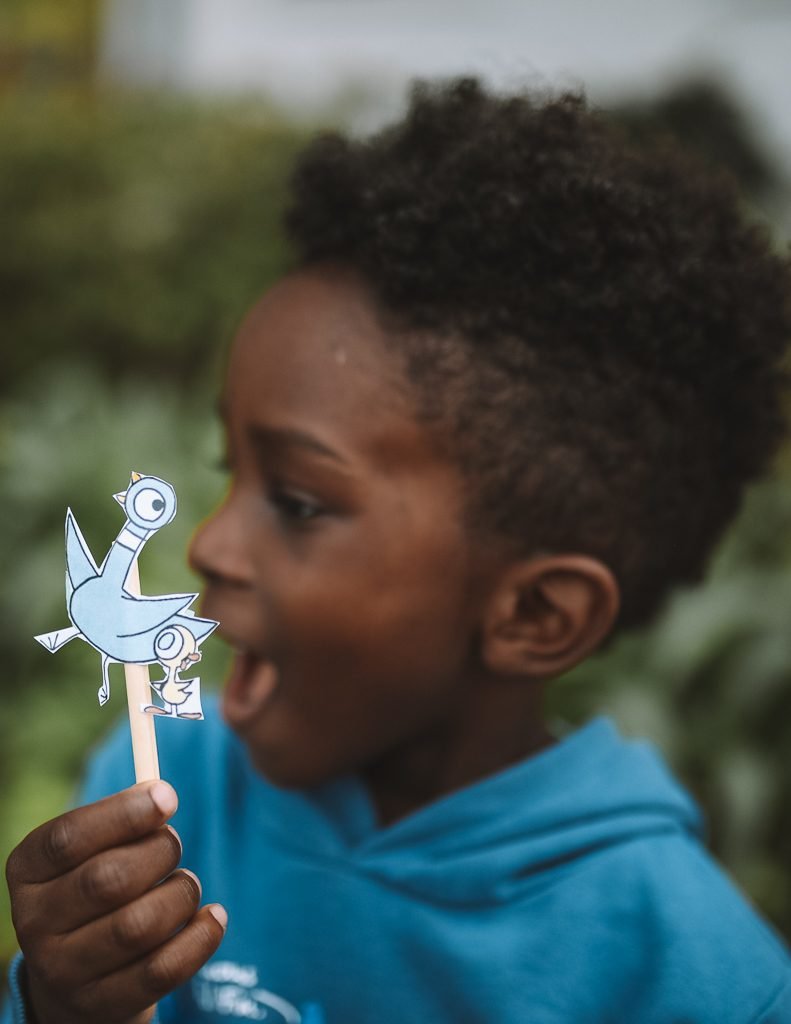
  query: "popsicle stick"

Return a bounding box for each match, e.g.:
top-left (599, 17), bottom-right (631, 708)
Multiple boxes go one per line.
top-left (123, 559), bottom-right (160, 782)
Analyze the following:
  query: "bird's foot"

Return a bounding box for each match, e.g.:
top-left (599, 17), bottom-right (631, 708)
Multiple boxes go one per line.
top-left (142, 705), bottom-right (169, 716)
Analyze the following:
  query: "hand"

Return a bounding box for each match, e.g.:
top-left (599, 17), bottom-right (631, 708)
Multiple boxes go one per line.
top-left (5, 782), bottom-right (227, 1024)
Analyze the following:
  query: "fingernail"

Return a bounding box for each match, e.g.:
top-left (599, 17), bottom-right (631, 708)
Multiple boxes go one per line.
top-left (182, 868), bottom-right (202, 897)
top-left (165, 824), bottom-right (183, 852)
top-left (208, 904), bottom-right (228, 931)
top-left (149, 781), bottom-right (178, 817)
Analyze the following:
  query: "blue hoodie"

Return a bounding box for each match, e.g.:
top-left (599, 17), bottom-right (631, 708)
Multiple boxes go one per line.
top-left (5, 700), bottom-right (791, 1023)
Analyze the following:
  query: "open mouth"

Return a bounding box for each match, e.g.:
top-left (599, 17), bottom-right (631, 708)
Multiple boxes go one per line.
top-left (222, 650), bottom-right (279, 729)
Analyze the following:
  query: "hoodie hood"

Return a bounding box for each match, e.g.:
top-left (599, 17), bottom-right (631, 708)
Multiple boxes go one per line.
top-left (306, 717), bottom-right (702, 906)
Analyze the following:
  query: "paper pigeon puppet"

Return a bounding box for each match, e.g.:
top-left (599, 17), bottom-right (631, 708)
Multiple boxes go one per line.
top-left (35, 472), bottom-right (218, 720)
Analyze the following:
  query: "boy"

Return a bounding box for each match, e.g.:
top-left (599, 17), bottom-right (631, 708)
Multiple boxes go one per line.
top-left (5, 78), bottom-right (791, 1023)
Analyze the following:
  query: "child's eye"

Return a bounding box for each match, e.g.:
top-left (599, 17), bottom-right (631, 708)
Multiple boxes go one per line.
top-left (270, 488), bottom-right (325, 524)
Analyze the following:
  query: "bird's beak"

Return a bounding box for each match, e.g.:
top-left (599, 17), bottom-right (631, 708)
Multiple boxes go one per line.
top-left (113, 491), bottom-right (127, 507)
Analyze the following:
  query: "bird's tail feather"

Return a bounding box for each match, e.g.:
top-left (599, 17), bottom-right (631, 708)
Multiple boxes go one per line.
top-left (34, 625), bottom-right (81, 652)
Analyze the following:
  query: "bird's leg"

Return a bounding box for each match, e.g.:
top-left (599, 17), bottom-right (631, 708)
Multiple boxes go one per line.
top-left (98, 656), bottom-right (111, 706)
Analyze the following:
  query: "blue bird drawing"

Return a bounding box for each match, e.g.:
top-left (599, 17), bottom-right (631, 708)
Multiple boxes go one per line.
top-left (35, 472), bottom-right (218, 718)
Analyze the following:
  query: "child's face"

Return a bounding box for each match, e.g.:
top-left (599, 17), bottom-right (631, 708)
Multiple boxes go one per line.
top-left (191, 267), bottom-right (498, 789)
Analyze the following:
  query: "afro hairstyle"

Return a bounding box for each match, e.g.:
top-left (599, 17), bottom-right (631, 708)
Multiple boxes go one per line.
top-left (285, 76), bottom-right (791, 630)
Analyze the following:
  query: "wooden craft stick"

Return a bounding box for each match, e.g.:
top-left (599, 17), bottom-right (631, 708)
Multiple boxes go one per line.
top-left (123, 559), bottom-right (160, 782)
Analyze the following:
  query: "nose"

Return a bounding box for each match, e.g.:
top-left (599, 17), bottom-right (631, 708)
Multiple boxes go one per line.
top-left (189, 492), bottom-right (254, 589)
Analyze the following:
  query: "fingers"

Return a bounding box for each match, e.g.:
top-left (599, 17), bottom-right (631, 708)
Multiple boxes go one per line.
top-left (7, 782), bottom-right (178, 885)
top-left (6, 781), bottom-right (224, 1024)
top-left (70, 904), bottom-right (227, 1020)
top-left (59, 869), bottom-right (203, 986)
top-left (30, 826), bottom-right (184, 935)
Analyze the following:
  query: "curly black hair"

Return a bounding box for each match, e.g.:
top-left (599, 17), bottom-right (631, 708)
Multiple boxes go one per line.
top-left (285, 77), bottom-right (791, 629)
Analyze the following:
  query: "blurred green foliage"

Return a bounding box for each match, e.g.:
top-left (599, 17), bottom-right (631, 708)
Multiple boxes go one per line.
top-left (1, 82), bottom-right (790, 987)
top-left (0, 0), bottom-right (102, 96)
top-left (0, 94), bottom-right (305, 969)
top-left (0, 95), bottom-right (304, 392)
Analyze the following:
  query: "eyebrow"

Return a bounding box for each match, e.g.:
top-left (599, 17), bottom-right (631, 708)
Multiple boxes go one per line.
top-left (216, 399), bottom-right (351, 468)
top-left (247, 424), bottom-right (349, 467)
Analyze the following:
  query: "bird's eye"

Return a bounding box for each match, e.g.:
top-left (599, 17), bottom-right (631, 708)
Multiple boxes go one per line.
top-left (155, 627), bottom-right (187, 661)
top-left (133, 487), bottom-right (168, 522)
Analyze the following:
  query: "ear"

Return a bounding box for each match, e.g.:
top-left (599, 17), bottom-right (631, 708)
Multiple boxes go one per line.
top-left (481, 555), bottom-right (620, 679)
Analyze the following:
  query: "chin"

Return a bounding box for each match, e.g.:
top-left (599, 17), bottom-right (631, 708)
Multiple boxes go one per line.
top-left (244, 739), bottom-right (344, 792)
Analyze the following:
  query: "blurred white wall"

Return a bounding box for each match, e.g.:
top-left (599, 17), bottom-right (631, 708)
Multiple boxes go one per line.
top-left (101, 0), bottom-right (791, 158)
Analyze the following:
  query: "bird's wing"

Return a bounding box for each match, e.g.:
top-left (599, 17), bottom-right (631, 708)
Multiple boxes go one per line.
top-left (117, 592), bottom-right (197, 638)
top-left (173, 612), bottom-right (218, 642)
top-left (65, 509), bottom-right (99, 595)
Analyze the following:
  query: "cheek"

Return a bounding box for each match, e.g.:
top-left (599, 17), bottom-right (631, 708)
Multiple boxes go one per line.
top-left (239, 540), bottom-right (477, 785)
top-left (274, 534), bottom-right (473, 696)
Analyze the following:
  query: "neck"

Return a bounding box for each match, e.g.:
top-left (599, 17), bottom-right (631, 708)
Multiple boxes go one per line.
top-left (115, 520), bottom-right (150, 552)
top-left (361, 679), bottom-right (554, 826)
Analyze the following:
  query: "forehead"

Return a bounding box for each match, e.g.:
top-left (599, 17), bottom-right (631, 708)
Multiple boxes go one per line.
top-left (224, 268), bottom-right (431, 467)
